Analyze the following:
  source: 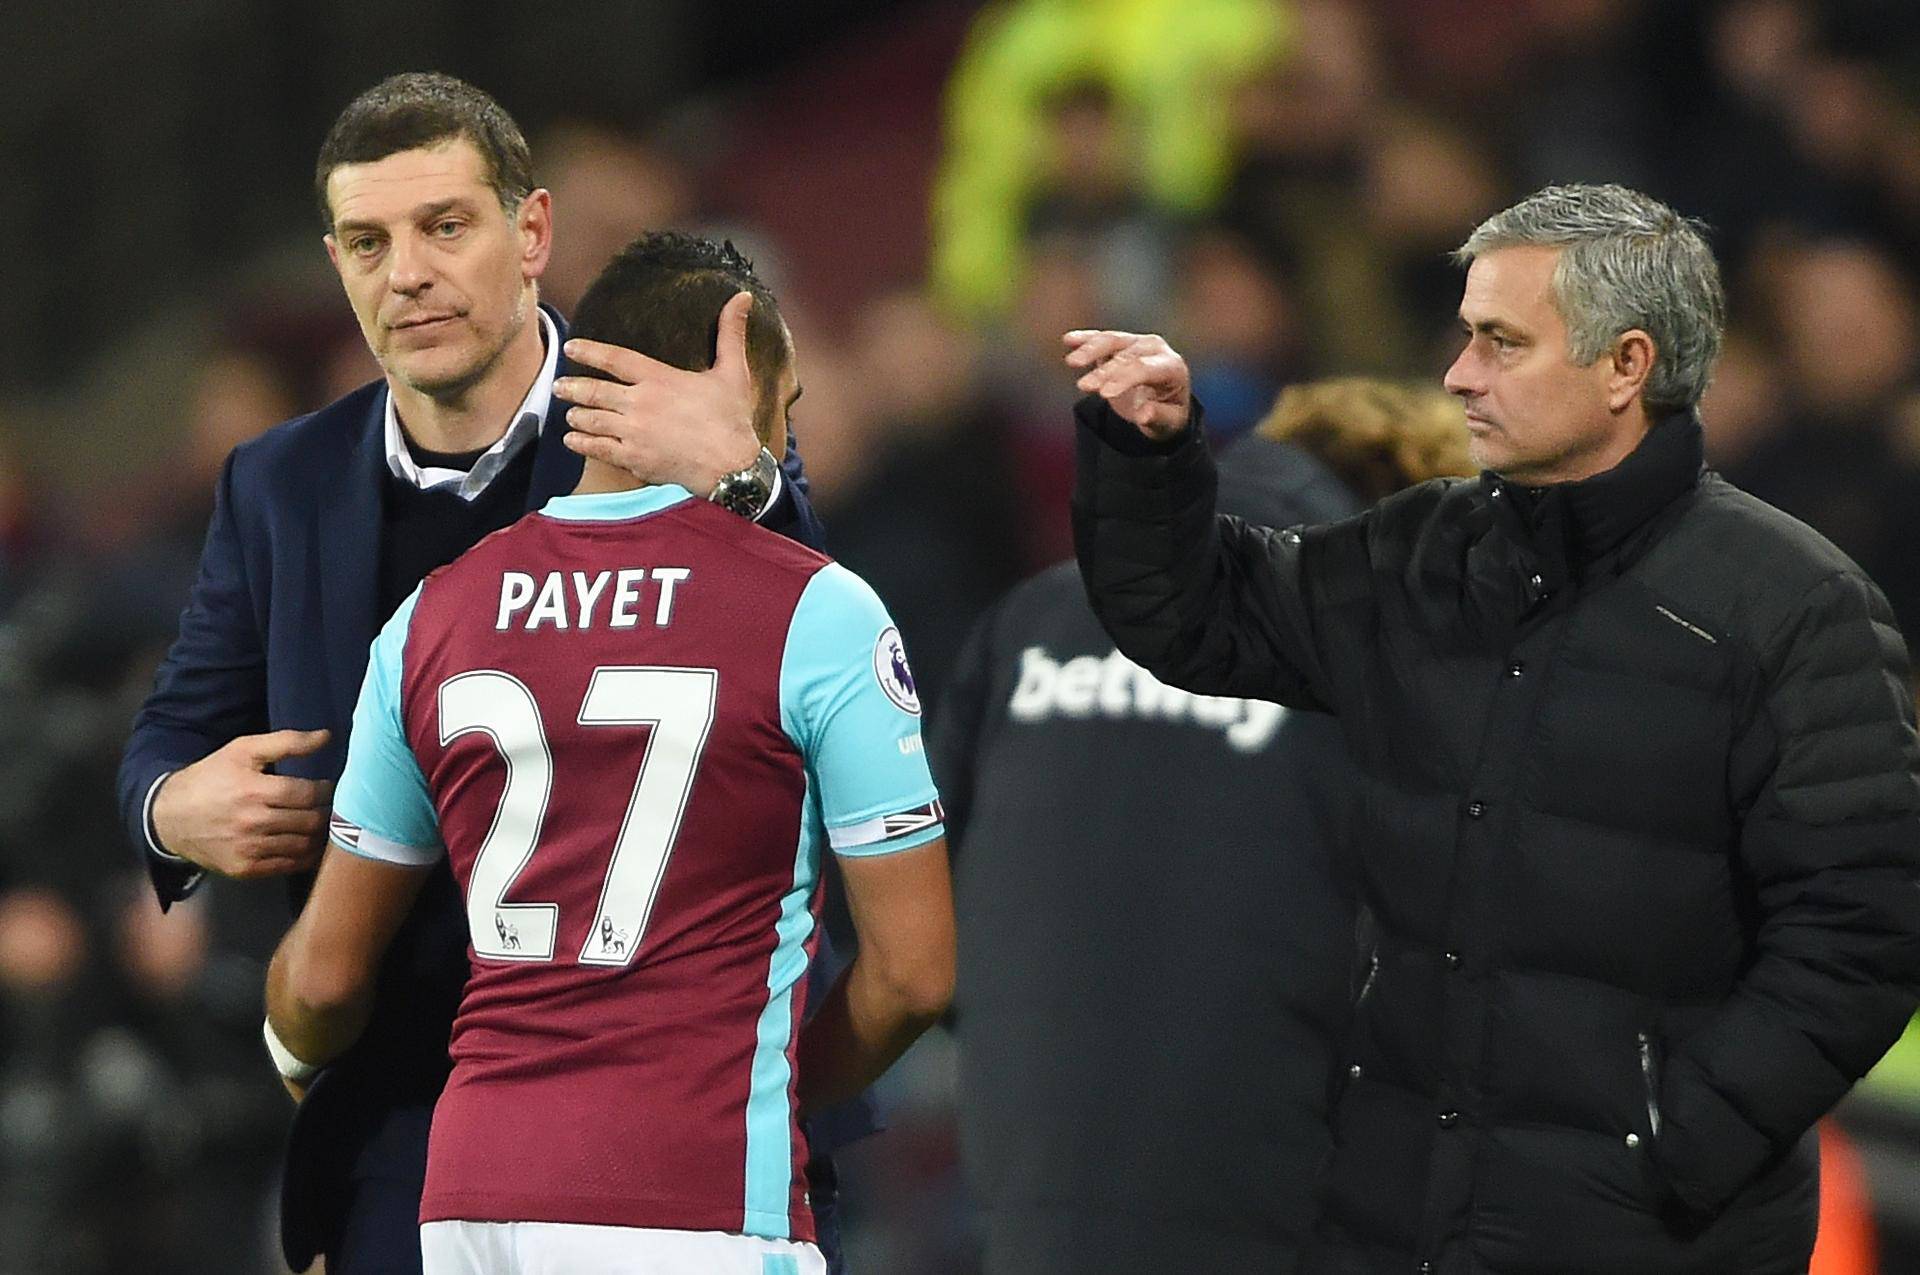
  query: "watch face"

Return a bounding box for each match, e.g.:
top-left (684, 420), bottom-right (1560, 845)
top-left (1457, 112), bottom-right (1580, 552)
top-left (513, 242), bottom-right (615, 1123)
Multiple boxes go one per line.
top-left (713, 473), bottom-right (768, 516)
top-left (710, 448), bottom-right (777, 516)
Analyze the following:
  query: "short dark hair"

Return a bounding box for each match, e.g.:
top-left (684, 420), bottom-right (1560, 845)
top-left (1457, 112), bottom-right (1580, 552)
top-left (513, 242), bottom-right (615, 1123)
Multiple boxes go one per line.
top-left (569, 232), bottom-right (791, 446)
top-left (314, 72), bottom-right (533, 230)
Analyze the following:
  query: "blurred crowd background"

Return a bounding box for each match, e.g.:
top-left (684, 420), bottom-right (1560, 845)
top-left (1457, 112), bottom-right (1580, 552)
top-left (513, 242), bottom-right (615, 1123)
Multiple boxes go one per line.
top-left (4, 0), bottom-right (1920, 1270)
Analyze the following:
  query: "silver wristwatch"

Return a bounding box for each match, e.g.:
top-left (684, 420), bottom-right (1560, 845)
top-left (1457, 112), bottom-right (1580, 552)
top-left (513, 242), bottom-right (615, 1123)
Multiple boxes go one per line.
top-left (707, 446), bottom-right (780, 519)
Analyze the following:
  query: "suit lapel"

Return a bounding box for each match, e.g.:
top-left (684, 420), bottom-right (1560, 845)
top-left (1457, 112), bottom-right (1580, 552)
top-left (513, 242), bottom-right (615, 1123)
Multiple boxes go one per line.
top-left (318, 389), bottom-right (388, 733)
top-left (528, 306), bottom-right (585, 510)
top-left (322, 307), bottom-right (575, 735)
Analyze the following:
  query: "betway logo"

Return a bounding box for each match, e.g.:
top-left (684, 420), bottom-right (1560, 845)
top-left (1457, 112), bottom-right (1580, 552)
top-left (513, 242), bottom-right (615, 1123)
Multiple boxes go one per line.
top-left (1008, 646), bottom-right (1286, 753)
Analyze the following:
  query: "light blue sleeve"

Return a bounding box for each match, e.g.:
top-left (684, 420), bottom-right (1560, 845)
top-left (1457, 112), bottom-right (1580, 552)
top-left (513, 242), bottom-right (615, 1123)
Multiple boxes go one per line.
top-left (780, 563), bottom-right (944, 857)
top-left (330, 586), bottom-right (444, 867)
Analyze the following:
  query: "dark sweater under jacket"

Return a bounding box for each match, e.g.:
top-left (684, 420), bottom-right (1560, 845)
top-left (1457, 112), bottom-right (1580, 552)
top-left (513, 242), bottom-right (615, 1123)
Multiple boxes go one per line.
top-left (1072, 396), bottom-right (1920, 1275)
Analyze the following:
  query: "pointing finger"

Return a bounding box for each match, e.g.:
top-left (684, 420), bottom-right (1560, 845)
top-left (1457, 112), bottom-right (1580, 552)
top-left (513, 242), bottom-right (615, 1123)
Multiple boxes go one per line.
top-left (245, 729), bottom-right (331, 767)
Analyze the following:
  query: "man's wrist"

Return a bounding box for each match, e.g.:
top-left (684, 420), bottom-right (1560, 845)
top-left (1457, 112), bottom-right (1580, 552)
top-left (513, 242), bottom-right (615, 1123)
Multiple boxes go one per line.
top-left (753, 465), bottom-right (784, 523)
top-left (707, 446), bottom-right (781, 520)
top-left (144, 771), bottom-right (209, 899)
top-left (144, 772), bottom-right (185, 860)
top-left (1075, 393), bottom-right (1202, 456)
top-left (263, 1017), bottom-right (323, 1085)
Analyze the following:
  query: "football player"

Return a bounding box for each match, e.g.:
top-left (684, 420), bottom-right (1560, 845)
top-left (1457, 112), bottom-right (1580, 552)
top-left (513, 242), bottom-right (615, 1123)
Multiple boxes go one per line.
top-left (265, 233), bottom-right (954, 1275)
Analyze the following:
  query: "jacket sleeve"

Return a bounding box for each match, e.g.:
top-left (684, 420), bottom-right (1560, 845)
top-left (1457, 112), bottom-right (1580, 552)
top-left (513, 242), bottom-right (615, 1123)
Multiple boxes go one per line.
top-left (1070, 394), bottom-right (1341, 712)
top-left (1655, 570), bottom-right (1920, 1217)
top-left (761, 427), bottom-right (826, 552)
top-left (116, 451), bottom-right (269, 909)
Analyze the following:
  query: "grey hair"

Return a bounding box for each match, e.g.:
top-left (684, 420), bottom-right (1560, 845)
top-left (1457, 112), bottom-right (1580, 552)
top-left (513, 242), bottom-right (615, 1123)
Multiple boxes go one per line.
top-left (1454, 184), bottom-right (1726, 412)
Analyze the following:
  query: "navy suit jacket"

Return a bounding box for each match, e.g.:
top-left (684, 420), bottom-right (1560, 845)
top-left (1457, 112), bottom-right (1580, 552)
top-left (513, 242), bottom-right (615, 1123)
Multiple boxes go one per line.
top-left (116, 307), bottom-right (870, 1265)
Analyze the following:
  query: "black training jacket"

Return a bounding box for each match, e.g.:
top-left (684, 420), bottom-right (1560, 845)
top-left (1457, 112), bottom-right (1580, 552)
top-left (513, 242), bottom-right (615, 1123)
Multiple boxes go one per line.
top-left (932, 436), bottom-right (1362, 1274)
top-left (1072, 395), bottom-right (1920, 1275)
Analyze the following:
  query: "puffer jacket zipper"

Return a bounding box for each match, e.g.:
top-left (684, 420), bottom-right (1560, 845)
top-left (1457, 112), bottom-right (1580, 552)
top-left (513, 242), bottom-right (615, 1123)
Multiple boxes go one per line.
top-left (1356, 950), bottom-right (1380, 1006)
top-left (1637, 1031), bottom-right (1662, 1139)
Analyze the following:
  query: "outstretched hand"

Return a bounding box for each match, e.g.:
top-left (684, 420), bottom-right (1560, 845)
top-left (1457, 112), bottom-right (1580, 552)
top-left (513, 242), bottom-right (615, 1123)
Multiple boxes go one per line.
top-left (554, 290), bottom-right (762, 494)
top-left (1063, 329), bottom-right (1192, 441)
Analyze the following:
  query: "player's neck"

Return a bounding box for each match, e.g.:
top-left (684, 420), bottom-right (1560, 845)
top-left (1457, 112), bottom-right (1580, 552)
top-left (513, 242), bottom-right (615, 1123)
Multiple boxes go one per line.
top-left (572, 458), bottom-right (646, 496)
top-left (389, 306), bottom-right (547, 456)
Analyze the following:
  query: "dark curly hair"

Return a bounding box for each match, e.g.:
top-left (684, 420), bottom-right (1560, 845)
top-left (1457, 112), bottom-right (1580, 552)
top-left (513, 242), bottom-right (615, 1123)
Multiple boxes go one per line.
top-left (569, 232), bottom-right (791, 446)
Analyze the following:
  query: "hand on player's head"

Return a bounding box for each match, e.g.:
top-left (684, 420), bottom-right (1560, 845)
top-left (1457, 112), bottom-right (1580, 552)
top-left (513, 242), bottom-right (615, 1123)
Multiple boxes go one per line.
top-left (553, 291), bottom-right (761, 493)
top-left (560, 290), bottom-right (753, 396)
top-left (1062, 329), bottom-right (1192, 440)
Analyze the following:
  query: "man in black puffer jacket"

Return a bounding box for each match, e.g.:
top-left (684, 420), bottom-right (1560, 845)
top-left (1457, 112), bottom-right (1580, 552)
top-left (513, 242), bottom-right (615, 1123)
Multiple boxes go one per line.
top-left (933, 381), bottom-right (1469, 1274)
top-left (1065, 184), bottom-right (1920, 1275)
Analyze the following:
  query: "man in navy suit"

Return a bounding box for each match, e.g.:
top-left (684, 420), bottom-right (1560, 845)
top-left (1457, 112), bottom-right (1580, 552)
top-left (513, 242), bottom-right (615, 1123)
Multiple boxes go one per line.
top-left (116, 73), bottom-right (860, 1274)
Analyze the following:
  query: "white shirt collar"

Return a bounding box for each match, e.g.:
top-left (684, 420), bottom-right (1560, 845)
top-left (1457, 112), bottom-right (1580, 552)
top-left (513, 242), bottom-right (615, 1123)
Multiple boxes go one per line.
top-left (382, 307), bottom-right (560, 501)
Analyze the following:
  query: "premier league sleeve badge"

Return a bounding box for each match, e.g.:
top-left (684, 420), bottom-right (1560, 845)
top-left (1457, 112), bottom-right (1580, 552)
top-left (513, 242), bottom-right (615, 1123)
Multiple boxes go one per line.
top-left (874, 626), bottom-right (921, 716)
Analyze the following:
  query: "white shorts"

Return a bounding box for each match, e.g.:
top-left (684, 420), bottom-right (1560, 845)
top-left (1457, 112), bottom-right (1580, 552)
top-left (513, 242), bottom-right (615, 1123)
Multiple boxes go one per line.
top-left (419, 1220), bottom-right (826, 1275)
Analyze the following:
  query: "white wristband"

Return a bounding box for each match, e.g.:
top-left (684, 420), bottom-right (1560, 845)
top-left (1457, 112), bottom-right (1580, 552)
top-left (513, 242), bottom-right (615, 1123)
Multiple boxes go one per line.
top-left (263, 1017), bottom-right (323, 1084)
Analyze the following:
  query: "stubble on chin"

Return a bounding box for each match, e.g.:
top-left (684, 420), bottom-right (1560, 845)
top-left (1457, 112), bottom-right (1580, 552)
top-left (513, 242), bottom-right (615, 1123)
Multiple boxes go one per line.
top-left (390, 342), bottom-right (486, 401)
top-left (1466, 436), bottom-right (1496, 475)
top-left (394, 297), bottom-right (528, 402)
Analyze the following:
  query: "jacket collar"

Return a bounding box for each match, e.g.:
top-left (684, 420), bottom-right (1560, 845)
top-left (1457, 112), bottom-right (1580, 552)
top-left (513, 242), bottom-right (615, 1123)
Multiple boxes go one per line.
top-left (345, 302), bottom-right (582, 512)
top-left (526, 304), bottom-right (587, 508)
top-left (382, 307), bottom-right (561, 499)
top-left (319, 385), bottom-right (392, 730)
top-left (1484, 411), bottom-right (1704, 589)
top-left (320, 305), bottom-right (581, 730)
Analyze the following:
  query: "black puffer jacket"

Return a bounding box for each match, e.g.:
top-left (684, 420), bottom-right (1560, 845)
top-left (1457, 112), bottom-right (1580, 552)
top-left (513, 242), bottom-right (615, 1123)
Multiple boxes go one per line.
top-left (1072, 397), bottom-right (1920, 1275)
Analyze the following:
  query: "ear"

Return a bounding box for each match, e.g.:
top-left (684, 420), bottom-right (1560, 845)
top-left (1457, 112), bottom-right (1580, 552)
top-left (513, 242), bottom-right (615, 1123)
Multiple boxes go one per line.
top-left (1606, 329), bottom-right (1655, 413)
top-left (517, 188), bottom-right (554, 282)
top-left (323, 233), bottom-right (341, 275)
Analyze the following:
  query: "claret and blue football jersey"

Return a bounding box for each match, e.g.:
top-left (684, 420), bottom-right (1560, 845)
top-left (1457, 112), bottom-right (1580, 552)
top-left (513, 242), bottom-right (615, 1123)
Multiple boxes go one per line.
top-left (328, 483), bottom-right (943, 1242)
